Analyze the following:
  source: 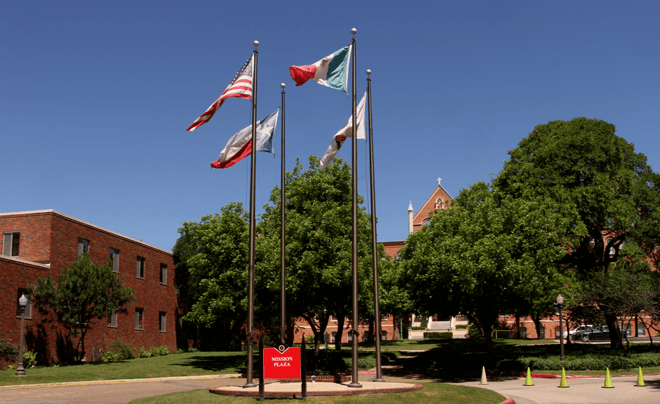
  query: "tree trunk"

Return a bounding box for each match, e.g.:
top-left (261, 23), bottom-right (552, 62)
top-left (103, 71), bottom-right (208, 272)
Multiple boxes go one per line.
top-left (285, 313), bottom-right (295, 346)
top-left (564, 316), bottom-right (572, 345)
top-left (604, 312), bottom-right (624, 349)
top-left (532, 315), bottom-right (542, 340)
top-left (334, 312), bottom-right (345, 350)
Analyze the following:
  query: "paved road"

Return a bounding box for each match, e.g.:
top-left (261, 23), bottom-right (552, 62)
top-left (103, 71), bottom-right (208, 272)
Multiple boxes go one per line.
top-left (0, 376), bottom-right (244, 404)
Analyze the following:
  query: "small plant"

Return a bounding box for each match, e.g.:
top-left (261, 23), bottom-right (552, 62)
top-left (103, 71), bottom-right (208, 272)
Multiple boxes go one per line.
top-left (23, 350), bottom-right (38, 368)
top-left (102, 351), bottom-right (119, 362)
top-left (187, 347), bottom-right (198, 353)
top-left (139, 347), bottom-right (152, 358)
top-left (174, 348), bottom-right (186, 354)
top-left (154, 345), bottom-right (169, 357)
top-left (304, 335), bottom-right (314, 344)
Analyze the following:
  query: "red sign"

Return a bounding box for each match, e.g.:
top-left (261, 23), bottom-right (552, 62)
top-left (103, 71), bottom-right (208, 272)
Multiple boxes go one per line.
top-left (263, 345), bottom-right (301, 379)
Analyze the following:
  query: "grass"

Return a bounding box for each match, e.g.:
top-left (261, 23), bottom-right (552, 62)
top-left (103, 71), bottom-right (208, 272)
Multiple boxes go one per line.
top-left (127, 382), bottom-right (505, 404)
top-left (0, 351), bottom-right (246, 386)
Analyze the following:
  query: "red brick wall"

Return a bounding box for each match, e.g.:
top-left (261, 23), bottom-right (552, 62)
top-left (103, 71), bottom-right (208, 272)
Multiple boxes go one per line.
top-left (381, 241), bottom-right (405, 259)
top-left (0, 211), bottom-right (176, 364)
top-left (0, 211), bottom-right (52, 264)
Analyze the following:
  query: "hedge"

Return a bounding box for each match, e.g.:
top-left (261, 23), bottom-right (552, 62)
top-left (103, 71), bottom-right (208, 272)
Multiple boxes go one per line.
top-left (497, 352), bottom-right (660, 371)
top-left (424, 332), bottom-right (452, 339)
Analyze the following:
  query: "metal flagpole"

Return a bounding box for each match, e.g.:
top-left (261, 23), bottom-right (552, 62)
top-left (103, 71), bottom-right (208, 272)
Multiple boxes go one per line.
top-left (367, 69), bottom-right (384, 382)
top-left (243, 40), bottom-right (259, 389)
top-left (348, 27), bottom-right (362, 389)
top-left (280, 82), bottom-right (287, 345)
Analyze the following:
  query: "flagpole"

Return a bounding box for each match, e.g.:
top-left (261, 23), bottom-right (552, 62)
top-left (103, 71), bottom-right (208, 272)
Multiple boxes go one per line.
top-left (367, 69), bottom-right (384, 382)
top-left (348, 27), bottom-right (362, 389)
top-left (244, 40), bottom-right (259, 389)
top-left (280, 82), bottom-right (287, 345)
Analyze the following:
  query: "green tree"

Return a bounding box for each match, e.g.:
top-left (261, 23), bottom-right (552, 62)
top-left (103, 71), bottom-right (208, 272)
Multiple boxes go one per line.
top-left (257, 156), bottom-right (380, 352)
top-left (28, 254), bottom-right (134, 362)
top-left (494, 117), bottom-right (660, 348)
top-left (399, 182), bottom-right (572, 353)
top-left (174, 202), bottom-right (270, 346)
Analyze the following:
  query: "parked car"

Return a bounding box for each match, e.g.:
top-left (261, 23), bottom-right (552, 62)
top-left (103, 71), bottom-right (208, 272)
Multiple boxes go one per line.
top-left (563, 325), bottom-right (592, 339)
top-left (572, 325), bottom-right (624, 342)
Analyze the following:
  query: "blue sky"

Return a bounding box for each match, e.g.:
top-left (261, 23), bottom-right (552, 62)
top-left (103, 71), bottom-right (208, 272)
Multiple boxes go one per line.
top-left (2, 1), bottom-right (659, 251)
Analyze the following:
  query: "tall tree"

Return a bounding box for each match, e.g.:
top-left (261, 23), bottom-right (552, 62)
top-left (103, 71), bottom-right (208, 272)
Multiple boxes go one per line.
top-left (399, 182), bottom-right (572, 353)
top-left (258, 156), bottom-right (378, 352)
top-left (174, 202), bottom-right (279, 345)
top-left (494, 117), bottom-right (660, 348)
top-left (29, 254), bottom-right (134, 362)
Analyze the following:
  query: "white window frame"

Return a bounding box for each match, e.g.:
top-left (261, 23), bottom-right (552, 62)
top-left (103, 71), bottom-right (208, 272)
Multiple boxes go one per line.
top-left (159, 312), bottom-right (166, 332)
top-left (3, 232), bottom-right (20, 257)
top-left (110, 248), bottom-right (120, 273)
top-left (136, 256), bottom-right (145, 279)
top-left (135, 308), bottom-right (144, 330)
top-left (108, 310), bottom-right (117, 328)
top-left (77, 238), bottom-right (90, 257)
top-left (160, 264), bottom-right (167, 285)
top-left (331, 332), bottom-right (337, 343)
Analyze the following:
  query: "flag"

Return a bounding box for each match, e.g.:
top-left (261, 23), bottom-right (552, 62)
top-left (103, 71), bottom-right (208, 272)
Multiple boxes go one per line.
top-left (187, 55), bottom-right (254, 132)
top-left (289, 45), bottom-right (352, 93)
top-left (319, 92), bottom-right (367, 170)
top-left (211, 109), bottom-right (279, 169)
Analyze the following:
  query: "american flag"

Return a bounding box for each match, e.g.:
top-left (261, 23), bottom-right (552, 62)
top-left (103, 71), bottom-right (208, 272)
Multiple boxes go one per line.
top-left (187, 55), bottom-right (254, 132)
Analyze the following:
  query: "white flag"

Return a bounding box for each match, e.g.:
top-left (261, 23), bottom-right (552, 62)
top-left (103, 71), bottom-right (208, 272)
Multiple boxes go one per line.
top-left (211, 109), bottom-right (279, 169)
top-left (318, 92), bottom-right (367, 170)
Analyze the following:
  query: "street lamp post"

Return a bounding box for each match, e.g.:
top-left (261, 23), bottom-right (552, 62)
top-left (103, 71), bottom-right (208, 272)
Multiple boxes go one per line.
top-left (16, 294), bottom-right (27, 377)
top-left (557, 294), bottom-right (565, 362)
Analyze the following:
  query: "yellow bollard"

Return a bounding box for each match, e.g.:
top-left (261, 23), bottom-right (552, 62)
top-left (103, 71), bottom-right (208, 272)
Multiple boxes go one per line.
top-left (635, 366), bottom-right (645, 387)
top-left (558, 367), bottom-right (569, 388)
top-left (523, 367), bottom-right (534, 386)
top-left (480, 366), bottom-right (488, 385)
top-left (603, 367), bottom-right (614, 388)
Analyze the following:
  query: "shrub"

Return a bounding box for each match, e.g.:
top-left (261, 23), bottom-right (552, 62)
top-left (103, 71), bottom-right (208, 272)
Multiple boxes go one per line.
top-left (174, 348), bottom-right (186, 354)
top-left (107, 340), bottom-right (135, 361)
top-left (455, 324), bottom-right (469, 329)
top-left (102, 352), bottom-right (119, 363)
top-left (424, 332), bottom-right (452, 339)
top-left (187, 347), bottom-right (198, 353)
top-left (409, 326), bottom-right (426, 330)
top-left (0, 339), bottom-right (18, 364)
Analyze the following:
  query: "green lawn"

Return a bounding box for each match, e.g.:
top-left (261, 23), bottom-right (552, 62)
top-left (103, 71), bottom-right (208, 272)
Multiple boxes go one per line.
top-left (0, 351), bottom-right (245, 386)
top-left (127, 382), bottom-right (505, 404)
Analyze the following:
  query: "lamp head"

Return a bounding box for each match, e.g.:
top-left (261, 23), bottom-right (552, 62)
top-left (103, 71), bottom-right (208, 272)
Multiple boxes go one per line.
top-left (19, 294), bottom-right (27, 307)
top-left (557, 294), bottom-right (564, 305)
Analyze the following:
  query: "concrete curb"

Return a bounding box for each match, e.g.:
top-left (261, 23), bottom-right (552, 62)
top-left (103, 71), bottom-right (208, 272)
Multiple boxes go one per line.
top-left (0, 373), bottom-right (242, 391)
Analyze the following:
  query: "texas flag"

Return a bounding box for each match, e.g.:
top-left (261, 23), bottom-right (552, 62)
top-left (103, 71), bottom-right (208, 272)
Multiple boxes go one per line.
top-left (289, 45), bottom-right (352, 94)
top-left (211, 109), bottom-right (279, 169)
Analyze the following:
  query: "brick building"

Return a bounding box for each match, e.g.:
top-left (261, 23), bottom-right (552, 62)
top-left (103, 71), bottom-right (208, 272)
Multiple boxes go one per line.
top-left (0, 210), bottom-right (176, 364)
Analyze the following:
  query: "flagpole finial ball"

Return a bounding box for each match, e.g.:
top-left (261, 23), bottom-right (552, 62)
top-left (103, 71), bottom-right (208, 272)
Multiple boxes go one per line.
top-left (253, 40), bottom-right (259, 47)
top-left (281, 83), bottom-right (286, 89)
top-left (366, 69), bottom-right (371, 75)
top-left (351, 28), bottom-right (357, 35)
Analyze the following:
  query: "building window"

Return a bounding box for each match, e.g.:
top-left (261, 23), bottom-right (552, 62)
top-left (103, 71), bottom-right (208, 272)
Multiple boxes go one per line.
top-left (77, 238), bottom-right (90, 257)
top-left (110, 248), bottom-right (120, 273)
top-left (381, 331), bottom-right (387, 341)
top-left (3, 232), bottom-right (20, 256)
top-left (136, 257), bottom-right (145, 279)
top-left (15, 289), bottom-right (31, 319)
top-left (331, 332), bottom-right (337, 343)
top-left (135, 308), bottom-right (144, 330)
top-left (159, 312), bottom-right (166, 332)
top-left (160, 264), bottom-right (167, 285)
top-left (347, 332), bottom-right (353, 343)
top-left (108, 310), bottom-right (117, 328)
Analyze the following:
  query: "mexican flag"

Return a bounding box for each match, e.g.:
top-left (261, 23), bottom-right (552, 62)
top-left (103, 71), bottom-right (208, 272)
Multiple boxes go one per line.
top-left (289, 45), bottom-right (352, 93)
